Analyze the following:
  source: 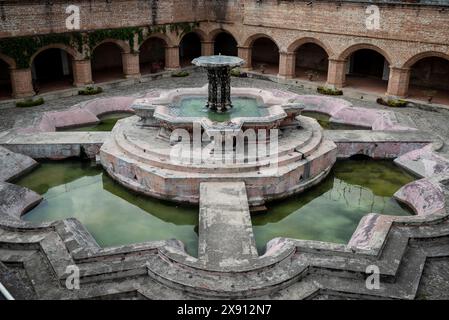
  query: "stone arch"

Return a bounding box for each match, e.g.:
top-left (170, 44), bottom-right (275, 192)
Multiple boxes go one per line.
top-left (211, 29), bottom-right (238, 56)
top-left (30, 43), bottom-right (82, 66)
top-left (208, 28), bottom-right (239, 43)
top-left (287, 37), bottom-right (333, 57)
top-left (91, 40), bottom-right (127, 82)
top-left (177, 30), bottom-right (207, 46)
top-left (338, 43), bottom-right (392, 65)
top-left (31, 45), bottom-right (79, 93)
top-left (91, 39), bottom-right (131, 54)
top-left (139, 35), bottom-right (169, 74)
top-left (179, 31), bottom-right (203, 66)
top-left (249, 35), bottom-right (280, 75)
top-left (403, 51), bottom-right (449, 69)
top-left (402, 51), bottom-right (449, 104)
top-left (140, 33), bottom-right (173, 49)
top-left (243, 33), bottom-right (280, 49)
top-left (288, 39), bottom-right (330, 82)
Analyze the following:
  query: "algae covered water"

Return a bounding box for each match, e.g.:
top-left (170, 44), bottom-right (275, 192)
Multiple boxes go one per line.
top-left (16, 159), bottom-right (414, 256)
top-left (252, 159), bottom-right (415, 253)
top-left (16, 160), bottom-right (199, 256)
top-left (67, 113), bottom-right (131, 132)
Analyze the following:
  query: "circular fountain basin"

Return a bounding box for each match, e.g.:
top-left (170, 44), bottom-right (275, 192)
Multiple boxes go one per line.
top-left (100, 87), bottom-right (338, 206)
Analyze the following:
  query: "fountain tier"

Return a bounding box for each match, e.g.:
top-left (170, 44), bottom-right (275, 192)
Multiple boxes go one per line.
top-left (100, 87), bottom-right (337, 206)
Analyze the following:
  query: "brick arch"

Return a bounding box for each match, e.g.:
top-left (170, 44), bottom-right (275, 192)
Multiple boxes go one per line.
top-left (338, 43), bottom-right (392, 64)
top-left (177, 30), bottom-right (207, 46)
top-left (403, 51), bottom-right (449, 68)
top-left (91, 39), bottom-right (131, 54)
top-left (287, 37), bottom-right (333, 57)
top-left (30, 43), bottom-right (82, 65)
top-left (0, 52), bottom-right (16, 69)
top-left (243, 33), bottom-right (280, 49)
top-left (208, 28), bottom-right (239, 44)
top-left (139, 33), bottom-right (171, 49)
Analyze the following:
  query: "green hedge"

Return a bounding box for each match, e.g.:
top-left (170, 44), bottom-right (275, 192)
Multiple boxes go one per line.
top-left (317, 86), bottom-right (343, 96)
top-left (16, 97), bottom-right (45, 108)
top-left (78, 86), bottom-right (104, 96)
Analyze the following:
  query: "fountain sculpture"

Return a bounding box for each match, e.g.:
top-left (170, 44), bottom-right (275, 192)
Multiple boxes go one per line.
top-left (192, 55), bottom-right (244, 112)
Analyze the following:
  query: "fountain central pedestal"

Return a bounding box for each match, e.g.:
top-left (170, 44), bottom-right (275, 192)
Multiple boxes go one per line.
top-left (192, 55), bottom-right (244, 112)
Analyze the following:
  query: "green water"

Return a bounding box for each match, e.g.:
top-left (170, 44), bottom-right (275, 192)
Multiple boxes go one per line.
top-left (252, 160), bottom-right (415, 253)
top-left (16, 159), bottom-right (414, 257)
top-left (69, 113), bottom-right (131, 132)
top-left (302, 111), bottom-right (365, 130)
top-left (16, 160), bottom-right (199, 256)
top-left (176, 97), bottom-right (264, 122)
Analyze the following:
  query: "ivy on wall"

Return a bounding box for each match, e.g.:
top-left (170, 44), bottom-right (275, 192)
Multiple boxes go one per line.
top-left (0, 33), bottom-right (83, 68)
top-left (0, 21), bottom-right (201, 69)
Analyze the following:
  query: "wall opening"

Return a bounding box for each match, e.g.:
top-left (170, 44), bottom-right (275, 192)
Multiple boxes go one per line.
top-left (346, 49), bottom-right (389, 94)
top-left (31, 48), bottom-right (74, 94)
top-left (0, 59), bottom-right (12, 100)
top-left (139, 37), bottom-right (166, 74)
top-left (92, 42), bottom-right (124, 83)
top-left (251, 37), bottom-right (279, 75)
top-left (408, 57), bottom-right (449, 105)
top-left (214, 32), bottom-right (237, 56)
top-left (295, 43), bottom-right (328, 83)
top-left (179, 32), bottom-right (202, 67)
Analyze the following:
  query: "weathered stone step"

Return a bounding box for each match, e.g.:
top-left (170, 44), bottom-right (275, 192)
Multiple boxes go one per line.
top-left (198, 182), bottom-right (258, 269)
top-left (146, 252), bottom-right (308, 298)
top-left (0, 132), bottom-right (109, 159)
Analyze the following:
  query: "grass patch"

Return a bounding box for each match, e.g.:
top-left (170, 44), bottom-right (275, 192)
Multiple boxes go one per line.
top-left (171, 71), bottom-right (189, 77)
top-left (317, 86), bottom-right (343, 96)
top-left (16, 97), bottom-right (44, 108)
top-left (78, 86), bottom-right (103, 96)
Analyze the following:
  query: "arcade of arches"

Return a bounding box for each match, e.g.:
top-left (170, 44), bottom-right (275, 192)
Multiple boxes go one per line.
top-left (1, 31), bottom-right (448, 105)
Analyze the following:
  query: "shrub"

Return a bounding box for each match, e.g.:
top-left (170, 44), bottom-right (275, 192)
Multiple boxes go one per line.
top-left (317, 86), bottom-right (343, 96)
top-left (377, 97), bottom-right (408, 108)
top-left (230, 68), bottom-right (241, 77)
top-left (16, 97), bottom-right (44, 108)
top-left (171, 71), bottom-right (189, 77)
top-left (78, 86), bottom-right (103, 95)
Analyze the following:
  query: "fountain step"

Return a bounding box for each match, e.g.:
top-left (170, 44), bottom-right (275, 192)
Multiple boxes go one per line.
top-left (145, 249), bottom-right (308, 299)
top-left (109, 116), bottom-right (324, 174)
top-left (198, 182), bottom-right (258, 269)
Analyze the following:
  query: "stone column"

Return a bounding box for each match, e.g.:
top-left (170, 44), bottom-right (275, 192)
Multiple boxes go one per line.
top-left (10, 68), bottom-right (34, 98)
top-left (326, 59), bottom-right (347, 88)
top-left (237, 46), bottom-right (252, 70)
top-left (165, 46), bottom-right (180, 70)
top-left (387, 67), bottom-right (411, 97)
top-left (278, 52), bottom-right (295, 79)
top-left (201, 41), bottom-right (214, 56)
top-left (73, 59), bottom-right (93, 87)
top-left (122, 52), bottom-right (140, 78)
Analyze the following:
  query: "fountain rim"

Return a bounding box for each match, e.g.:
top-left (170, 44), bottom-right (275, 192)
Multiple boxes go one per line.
top-left (192, 55), bottom-right (245, 68)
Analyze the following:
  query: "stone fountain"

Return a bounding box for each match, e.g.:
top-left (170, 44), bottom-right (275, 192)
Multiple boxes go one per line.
top-left (99, 56), bottom-right (337, 206)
